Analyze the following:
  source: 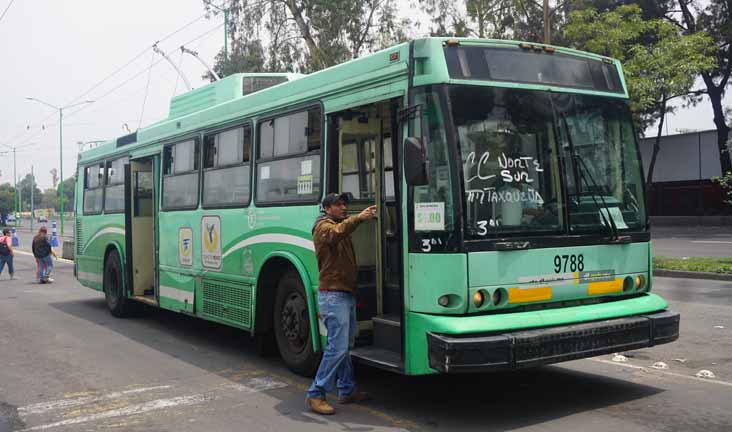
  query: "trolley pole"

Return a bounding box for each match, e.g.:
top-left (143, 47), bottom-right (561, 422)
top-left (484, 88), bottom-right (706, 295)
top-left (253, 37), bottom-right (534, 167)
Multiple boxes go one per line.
top-left (13, 146), bottom-right (17, 223)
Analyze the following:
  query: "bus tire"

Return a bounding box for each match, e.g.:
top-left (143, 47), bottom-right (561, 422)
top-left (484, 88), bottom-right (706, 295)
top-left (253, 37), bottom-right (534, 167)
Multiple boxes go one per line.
top-left (274, 271), bottom-right (320, 377)
top-left (104, 251), bottom-right (132, 318)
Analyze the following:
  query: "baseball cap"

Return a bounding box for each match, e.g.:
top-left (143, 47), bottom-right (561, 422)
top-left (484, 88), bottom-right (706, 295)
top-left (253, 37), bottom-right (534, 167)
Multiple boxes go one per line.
top-left (321, 192), bottom-right (350, 208)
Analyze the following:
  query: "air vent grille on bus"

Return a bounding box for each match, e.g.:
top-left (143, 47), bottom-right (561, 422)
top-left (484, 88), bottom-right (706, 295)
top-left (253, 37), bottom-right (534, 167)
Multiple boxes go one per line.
top-left (202, 280), bottom-right (252, 328)
top-left (75, 219), bottom-right (82, 256)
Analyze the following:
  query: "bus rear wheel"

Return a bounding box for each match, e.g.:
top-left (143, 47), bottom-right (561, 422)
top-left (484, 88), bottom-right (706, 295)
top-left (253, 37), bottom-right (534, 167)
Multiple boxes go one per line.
top-left (274, 271), bottom-right (320, 377)
top-left (104, 251), bottom-right (132, 318)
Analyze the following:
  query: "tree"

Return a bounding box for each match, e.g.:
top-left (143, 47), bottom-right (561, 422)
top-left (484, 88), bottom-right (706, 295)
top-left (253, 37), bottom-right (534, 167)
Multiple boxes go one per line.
top-left (0, 183), bottom-right (14, 221)
top-left (50, 168), bottom-right (59, 188)
top-left (41, 188), bottom-right (59, 211)
top-left (565, 5), bottom-right (715, 190)
top-left (204, 0), bottom-right (410, 77)
top-left (664, 0), bottom-right (732, 178)
top-left (57, 177), bottom-right (75, 213)
top-left (17, 174), bottom-right (42, 212)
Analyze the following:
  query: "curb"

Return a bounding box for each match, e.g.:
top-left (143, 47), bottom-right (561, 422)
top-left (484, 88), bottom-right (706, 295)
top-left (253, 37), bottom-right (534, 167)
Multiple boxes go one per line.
top-left (654, 269), bottom-right (732, 282)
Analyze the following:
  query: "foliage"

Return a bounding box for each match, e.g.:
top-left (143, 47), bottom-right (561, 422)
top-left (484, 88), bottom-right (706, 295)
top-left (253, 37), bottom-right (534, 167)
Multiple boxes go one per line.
top-left (17, 174), bottom-right (41, 211)
top-left (0, 183), bottom-right (14, 220)
top-left (204, 0), bottom-right (411, 77)
top-left (56, 177), bottom-right (75, 213)
top-left (664, 0), bottom-right (732, 176)
top-left (654, 256), bottom-right (732, 274)
top-left (712, 171), bottom-right (732, 205)
top-left (419, 0), bottom-right (581, 44)
top-left (565, 5), bottom-right (714, 188)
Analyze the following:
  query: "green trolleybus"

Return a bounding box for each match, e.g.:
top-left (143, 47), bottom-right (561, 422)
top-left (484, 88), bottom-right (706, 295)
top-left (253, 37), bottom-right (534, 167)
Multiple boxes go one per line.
top-left (75, 38), bottom-right (679, 376)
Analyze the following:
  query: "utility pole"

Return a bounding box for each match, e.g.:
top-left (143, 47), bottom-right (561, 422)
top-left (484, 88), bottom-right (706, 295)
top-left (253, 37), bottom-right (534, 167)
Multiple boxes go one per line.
top-left (30, 165), bottom-right (34, 233)
top-left (26, 97), bottom-right (94, 237)
top-left (543, 0), bottom-right (550, 44)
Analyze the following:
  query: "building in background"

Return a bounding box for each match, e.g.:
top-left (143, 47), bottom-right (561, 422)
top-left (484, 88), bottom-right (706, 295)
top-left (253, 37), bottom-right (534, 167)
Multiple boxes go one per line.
top-left (639, 129), bottom-right (730, 216)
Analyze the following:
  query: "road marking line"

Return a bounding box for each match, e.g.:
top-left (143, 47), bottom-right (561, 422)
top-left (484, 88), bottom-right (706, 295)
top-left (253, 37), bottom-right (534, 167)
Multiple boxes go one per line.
top-left (689, 240), bottom-right (732, 244)
top-left (589, 358), bottom-right (732, 387)
top-left (18, 385), bottom-right (172, 415)
top-left (18, 393), bottom-right (214, 431)
top-left (227, 377), bottom-right (288, 393)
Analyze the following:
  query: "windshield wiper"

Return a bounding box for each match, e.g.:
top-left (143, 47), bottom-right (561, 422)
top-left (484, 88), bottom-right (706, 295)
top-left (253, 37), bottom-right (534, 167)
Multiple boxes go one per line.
top-left (558, 113), bottom-right (628, 243)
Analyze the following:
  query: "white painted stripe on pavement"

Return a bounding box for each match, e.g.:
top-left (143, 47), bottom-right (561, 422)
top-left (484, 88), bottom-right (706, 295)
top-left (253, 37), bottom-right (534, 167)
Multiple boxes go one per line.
top-left (18, 393), bottom-right (213, 431)
top-left (160, 285), bottom-right (194, 304)
top-left (78, 271), bottom-right (103, 283)
top-left (18, 385), bottom-right (172, 415)
top-left (690, 240), bottom-right (732, 244)
top-left (222, 233), bottom-right (314, 259)
top-left (12, 249), bottom-right (74, 264)
top-left (226, 376), bottom-right (288, 393)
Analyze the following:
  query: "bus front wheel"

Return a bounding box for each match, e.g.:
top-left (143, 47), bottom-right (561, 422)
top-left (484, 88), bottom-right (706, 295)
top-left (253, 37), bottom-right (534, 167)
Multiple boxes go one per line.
top-left (104, 251), bottom-right (132, 318)
top-left (274, 271), bottom-right (320, 377)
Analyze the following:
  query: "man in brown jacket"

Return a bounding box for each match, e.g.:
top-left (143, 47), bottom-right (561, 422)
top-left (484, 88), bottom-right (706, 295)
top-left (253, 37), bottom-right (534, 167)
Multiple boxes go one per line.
top-left (306, 193), bottom-right (376, 415)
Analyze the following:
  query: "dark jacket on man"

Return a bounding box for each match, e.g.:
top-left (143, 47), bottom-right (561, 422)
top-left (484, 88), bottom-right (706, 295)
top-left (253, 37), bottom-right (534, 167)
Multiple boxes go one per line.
top-left (312, 213), bottom-right (367, 293)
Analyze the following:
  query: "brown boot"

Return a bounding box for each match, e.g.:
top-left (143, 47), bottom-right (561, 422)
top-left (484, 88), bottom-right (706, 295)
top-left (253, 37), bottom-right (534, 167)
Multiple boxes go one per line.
top-left (307, 397), bottom-right (335, 415)
top-left (338, 390), bottom-right (370, 404)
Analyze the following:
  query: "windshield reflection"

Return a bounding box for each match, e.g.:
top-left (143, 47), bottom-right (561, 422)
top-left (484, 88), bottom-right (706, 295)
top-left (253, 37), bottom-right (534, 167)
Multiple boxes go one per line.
top-left (449, 85), bottom-right (646, 239)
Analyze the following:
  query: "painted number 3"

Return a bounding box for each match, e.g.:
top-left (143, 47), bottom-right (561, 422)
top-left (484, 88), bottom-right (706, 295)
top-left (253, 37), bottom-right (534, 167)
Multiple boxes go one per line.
top-left (553, 254), bottom-right (584, 273)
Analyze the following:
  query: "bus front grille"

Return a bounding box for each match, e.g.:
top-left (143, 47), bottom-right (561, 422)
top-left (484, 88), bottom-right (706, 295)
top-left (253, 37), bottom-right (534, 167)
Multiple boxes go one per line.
top-left (202, 279), bottom-right (252, 328)
top-left (75, 219), bottom-right (83, 256)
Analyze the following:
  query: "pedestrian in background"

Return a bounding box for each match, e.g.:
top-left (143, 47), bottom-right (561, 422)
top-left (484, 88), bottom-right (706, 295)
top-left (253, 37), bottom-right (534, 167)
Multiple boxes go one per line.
top-left (32, 227), bottom-right (56, 284)
top-left (0, 228), bottom-right (15, 280)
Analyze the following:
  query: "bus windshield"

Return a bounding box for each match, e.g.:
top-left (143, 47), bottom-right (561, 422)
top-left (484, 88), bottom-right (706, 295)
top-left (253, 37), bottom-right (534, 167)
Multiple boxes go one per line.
top-left (449, 85), bottom-right (646, 240)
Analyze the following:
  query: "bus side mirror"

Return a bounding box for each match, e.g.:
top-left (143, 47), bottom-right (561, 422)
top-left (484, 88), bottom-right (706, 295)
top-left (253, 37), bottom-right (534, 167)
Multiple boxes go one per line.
top-left (404, 137), bottom-right (429, 186)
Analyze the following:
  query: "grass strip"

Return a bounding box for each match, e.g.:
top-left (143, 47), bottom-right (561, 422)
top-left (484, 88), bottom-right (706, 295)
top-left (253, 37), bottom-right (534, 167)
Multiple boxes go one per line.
top-left (654, 256), bottom-right (732, 275)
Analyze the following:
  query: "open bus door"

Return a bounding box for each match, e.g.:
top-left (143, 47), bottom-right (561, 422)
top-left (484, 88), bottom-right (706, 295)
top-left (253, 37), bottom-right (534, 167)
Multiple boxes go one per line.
top-left (125, 157), bottom-right (158, 306)
top-left (327, 97), bottom-right (404, 372)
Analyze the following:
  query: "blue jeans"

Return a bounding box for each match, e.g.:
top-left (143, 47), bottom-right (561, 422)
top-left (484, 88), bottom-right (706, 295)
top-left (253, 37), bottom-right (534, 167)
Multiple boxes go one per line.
top-left (307, 291), bottom-right (357, 399)
top-left (36, 255), bottom-right (53, 282)
top-left (0, 255), bottom-right (13, 276)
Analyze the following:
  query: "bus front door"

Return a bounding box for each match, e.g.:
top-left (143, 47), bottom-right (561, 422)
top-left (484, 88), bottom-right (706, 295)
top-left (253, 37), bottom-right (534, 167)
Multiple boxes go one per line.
top-left (328, 97), bottom-right (404, 371)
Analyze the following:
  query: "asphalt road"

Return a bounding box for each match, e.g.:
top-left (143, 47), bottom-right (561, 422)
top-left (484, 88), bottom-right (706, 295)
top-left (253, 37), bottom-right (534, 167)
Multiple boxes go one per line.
top-left (652, 226), bottom-right (732, 258)
top-left (1, 253), bottom-right (731, 432)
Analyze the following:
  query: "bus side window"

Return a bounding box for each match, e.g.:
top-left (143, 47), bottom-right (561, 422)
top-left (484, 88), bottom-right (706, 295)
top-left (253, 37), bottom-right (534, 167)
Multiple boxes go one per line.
top-left (104, 156), bottom-right (128, 213)
top-left (162, 139), bottom-right (200, 210)
top-left (83, 162), bottom-right (105, 214)
top-left (255, 108), bottom-right (322, 204)
top-left (202, 124), bottom-right (252, 207)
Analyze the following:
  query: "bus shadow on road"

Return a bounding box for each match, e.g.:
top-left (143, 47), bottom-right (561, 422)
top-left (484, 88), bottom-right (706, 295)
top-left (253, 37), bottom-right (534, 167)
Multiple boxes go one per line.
top-left (50, 298), bottom-right (664, 431)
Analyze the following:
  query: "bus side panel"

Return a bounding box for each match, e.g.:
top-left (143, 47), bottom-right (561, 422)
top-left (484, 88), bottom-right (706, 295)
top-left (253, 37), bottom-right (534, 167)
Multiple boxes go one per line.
top-left (75, 214), bottom-right (125, 291)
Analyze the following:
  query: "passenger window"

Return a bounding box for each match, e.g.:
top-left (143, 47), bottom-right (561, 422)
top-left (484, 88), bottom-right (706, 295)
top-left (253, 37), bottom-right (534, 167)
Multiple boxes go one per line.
top-left (256, 108), bottom-right (322, 203)
top-left (83, 162), bottom-right (105, 214)
top-left (162, 139), bottom-right (200, 210)
top-left (104, 157), bottom-right (128, 213)
top-left (203, 125), bottom-right (252, 207)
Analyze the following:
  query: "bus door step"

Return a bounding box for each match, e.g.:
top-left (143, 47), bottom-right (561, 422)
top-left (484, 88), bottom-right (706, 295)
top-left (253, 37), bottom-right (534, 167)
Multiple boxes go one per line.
top-left (372, 315), bottom-right (401, 353)
top-left (350, 346), bottom-right (404, 374)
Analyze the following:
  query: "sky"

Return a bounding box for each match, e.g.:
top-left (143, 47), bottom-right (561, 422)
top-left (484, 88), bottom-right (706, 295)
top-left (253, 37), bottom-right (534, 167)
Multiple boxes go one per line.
top-left (0, 0), bottom-right (728, 190)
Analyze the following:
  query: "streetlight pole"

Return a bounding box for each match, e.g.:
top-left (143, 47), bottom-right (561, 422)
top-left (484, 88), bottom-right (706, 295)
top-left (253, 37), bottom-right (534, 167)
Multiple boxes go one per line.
top-left (26, 97), bottom-right (94, 237)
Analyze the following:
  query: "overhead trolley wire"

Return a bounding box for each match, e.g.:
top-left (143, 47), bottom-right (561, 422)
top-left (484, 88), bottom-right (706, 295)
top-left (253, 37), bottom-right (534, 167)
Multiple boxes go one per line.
top-left (0, 0), bottom-right (15, 24)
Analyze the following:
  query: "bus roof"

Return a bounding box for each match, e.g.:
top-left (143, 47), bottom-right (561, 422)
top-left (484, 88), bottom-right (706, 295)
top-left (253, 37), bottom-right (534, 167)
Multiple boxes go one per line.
top-left (78, 37), bottom-right (624, 164)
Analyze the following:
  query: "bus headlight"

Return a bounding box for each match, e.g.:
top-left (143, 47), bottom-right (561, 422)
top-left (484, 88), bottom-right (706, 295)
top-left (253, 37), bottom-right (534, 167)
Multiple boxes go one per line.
top-left (635, 275), bottom-right (646, 291)
top-left (438, 295), bottom-right (450, 307)
top-left (473, 291), bottom-right (485, 308)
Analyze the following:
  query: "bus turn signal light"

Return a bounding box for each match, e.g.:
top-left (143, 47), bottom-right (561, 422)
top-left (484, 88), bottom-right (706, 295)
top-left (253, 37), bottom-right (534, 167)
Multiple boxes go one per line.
top-left (473, 291), bottom-right (485, 308)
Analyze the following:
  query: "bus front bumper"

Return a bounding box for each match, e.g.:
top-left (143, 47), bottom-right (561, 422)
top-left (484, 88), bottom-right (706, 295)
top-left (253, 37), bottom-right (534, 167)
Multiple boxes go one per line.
top-left (427, 310), bottom-right (679, 373)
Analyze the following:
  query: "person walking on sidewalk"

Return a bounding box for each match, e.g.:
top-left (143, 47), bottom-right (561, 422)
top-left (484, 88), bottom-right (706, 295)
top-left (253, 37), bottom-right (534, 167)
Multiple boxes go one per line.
top-left (32, 227), bottom-right (57, 284)
top-left (0, 228), bottom-right (15, 280)
top-left (306, 193), bottom-right (376, 415)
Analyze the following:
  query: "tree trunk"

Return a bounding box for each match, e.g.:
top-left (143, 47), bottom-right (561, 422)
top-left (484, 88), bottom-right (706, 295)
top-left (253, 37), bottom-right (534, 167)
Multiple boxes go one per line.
top-left (646, 101), bottom-right (666, 194)
top-left (284, 0), bottom-right (323, 69)
top-left (705, 82), bottom-right (732, 176)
